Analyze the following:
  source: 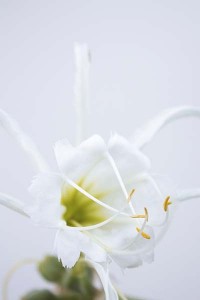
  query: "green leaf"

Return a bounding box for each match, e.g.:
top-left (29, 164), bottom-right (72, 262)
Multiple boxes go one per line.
top-left (21, 289), bottom-right (57, 300)
top-left (37, 256), bottom-right (65, 283)
top-left (60, 260), bottom-right (97, 299)
top-left (56, 292), bottom-right (81, 300)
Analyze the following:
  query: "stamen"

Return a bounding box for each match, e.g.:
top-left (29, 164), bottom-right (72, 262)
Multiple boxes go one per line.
top-left (163, 196), bottom-right (172, 212)
top-left (127, 188), bottom-right (135, 203)
top-left (106, 152), bottom-right (138, 219)
top-left (121, 208), bottom-right (150, 251)
top-left (136, 227), bottom-right (151, 239)
top-left (144, 207), bottom-right (149, 222)
top-left (64, 175), bottom-right (130, 216)
top-left (64, 211), bottom-right (127, 231)
top-left (131, 214), bottom-right (145, 219)
top-left (131, 207), bottom-right (149, 221)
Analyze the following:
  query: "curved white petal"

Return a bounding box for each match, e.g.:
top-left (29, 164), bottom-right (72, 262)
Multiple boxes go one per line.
top-left (54, 135), bottom-right (106, 180)
top-left (110, 251), bottom-right (143, 269)
top-left (155, 214), bottom-right (171, 244)
top-left (175, 188), bottom-right (200, 202)
top-left (54, 228), bottom-right (107, 268)
top-left (74, 43), bottom-right (91, 144)
top-left (54, 229), bottom-right (82, 268)
top-left (126, 174), bottom-right (169, 226)
top-left (55, 135), bottom-right (129, 213)
top-left (110, 225), bottom-right (154, 268)
top-left (132, 106), bottom-right (200, 149)
top-left (80, 235), bottom-right (107, 263)
top-left (91, 215), bottom-right (155, 269)
top-left (106, 134), bottom-right (151, 214)
top-left (110, 248), bottom-right (154, 269)
top-left (87, 260), bottom-right (119, 300)
top-left (108, 134), bottom-right (151, 180)
top-left (55, 134), bottom-right (151, 215)
top-left (0, 193), bottom-right (28, 217)
top-left (0, 109), bottom-right (49, 172)
top-left (27, 173), bottom-right (64, 226)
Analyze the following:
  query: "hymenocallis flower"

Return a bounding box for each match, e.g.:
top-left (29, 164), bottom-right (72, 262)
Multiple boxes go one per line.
top-left (1, 44), bottom-right (200, 300)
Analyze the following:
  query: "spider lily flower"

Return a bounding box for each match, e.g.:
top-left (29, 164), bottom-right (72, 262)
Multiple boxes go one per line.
top-left (1, 44), bottom-right (200, 300)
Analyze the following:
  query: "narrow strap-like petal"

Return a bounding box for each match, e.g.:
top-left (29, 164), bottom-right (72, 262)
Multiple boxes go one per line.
top-left (0, 193), bottom-right (28, 217)
top-left (74, 43), bottom-right (91, 144)
top-left (0, 109), bottom-right (49, 172)
top-left (175, 188), bottom-right (200, 202)
top-left (132, 106), bottom-right (200, 149)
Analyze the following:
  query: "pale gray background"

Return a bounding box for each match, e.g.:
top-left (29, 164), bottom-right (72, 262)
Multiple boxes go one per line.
top-left (0, 1), bottom-right (200, 299)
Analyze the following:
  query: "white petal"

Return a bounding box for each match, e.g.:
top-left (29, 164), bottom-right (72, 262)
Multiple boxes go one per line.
top-left (54, 227), bottom-right (106, 268)
top-left (87, 260), bottom-right (119, 300)
top-left (90, 214), bottom-right (155, 268)
top-left (175, 188), bottom-right (200, 202)
top-left (81, 236), bottom-right (107, 263)
top-left (0, 109), bottom-right (49, 172)
top-left (109, 230), bottom-right (155, 269)
top-left (26, 173), bottom-right (63, 226)
top-left (54, 229), bottom-right (82, 268)
top-left (54, 134), bottom-right (150, 213)
top-left (74, 43), bottom-right (91, 144)
top-left (54, 135), bottom-right (106, 181)
top-left (0, 192), bottom-right (28, 217)
top-left (83, 134), bottom-right (150, 210)
top-left (124, 174), bottom-right (173, 226)
top-left (132, 106), bottom-right (200, 149)
top-left (110, 251), bottom-right (142, 269)
top-left (108, 134), bottom-right (151, 185)
top-left (92, 217), bottom-right (138, 249)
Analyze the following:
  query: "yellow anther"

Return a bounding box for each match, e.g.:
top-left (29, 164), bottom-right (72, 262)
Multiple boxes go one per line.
top-left (132, 207), bottom-right (149, 221)
top-left (144, 207), bottom-right (149, 222)
top-left (132, 214), bottom-right (145, 219)
top-left (127, 188), bottom-right (135, 203)
top-left (136, 227), bottom-right (151, 239)
top-left (163, 196), bottom-right (172, 212)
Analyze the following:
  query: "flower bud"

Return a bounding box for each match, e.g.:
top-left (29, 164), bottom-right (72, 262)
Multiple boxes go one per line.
top-left (21, 289), bottom-right (57, 300)
top-left (37, 256), bottom-right (65, 283)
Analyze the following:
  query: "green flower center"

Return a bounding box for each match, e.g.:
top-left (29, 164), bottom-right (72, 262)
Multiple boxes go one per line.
top-left (61, 182), bottom-right (109, 227)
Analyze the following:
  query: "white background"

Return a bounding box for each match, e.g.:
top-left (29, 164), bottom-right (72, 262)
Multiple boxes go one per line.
top-left (0, 1), bottom-right (200, 299)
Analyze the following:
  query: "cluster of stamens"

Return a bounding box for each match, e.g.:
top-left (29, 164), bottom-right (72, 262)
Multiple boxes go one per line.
top-left (127, 189), bottom-right (172, 240)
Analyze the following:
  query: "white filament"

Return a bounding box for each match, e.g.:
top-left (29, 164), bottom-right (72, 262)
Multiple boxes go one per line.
top-left (105, 152), bottom-right (137, 216)
top-left (64, 213), bottom-right (124, 232)
top-left (63, 175), bottom-right (130, 216)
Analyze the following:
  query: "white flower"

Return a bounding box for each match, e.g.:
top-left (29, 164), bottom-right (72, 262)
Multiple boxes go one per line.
top-left (27, 133), bottom-right (155, 270)
top-left (1, 44), bottom-right (200, 300)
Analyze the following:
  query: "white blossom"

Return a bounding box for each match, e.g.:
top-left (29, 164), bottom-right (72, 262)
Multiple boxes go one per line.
top-left (1, 44), bottom-right (200, 300)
